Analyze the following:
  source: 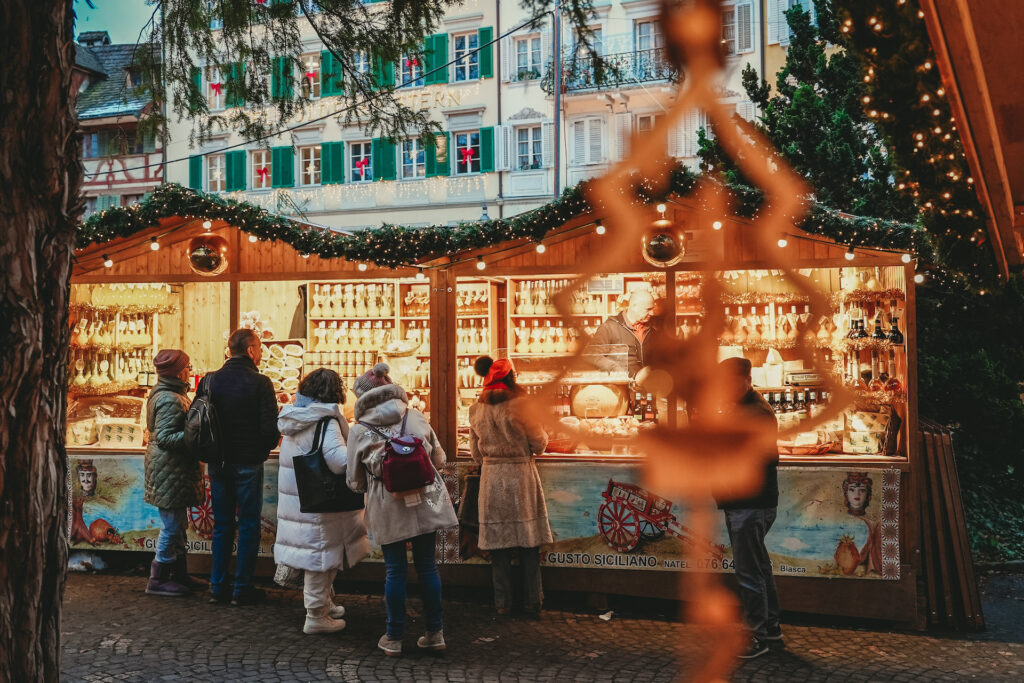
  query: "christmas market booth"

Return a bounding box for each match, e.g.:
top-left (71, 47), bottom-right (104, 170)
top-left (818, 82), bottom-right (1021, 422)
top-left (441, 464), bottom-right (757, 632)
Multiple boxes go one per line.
top-left (69, 180), bottom-right (977, 628)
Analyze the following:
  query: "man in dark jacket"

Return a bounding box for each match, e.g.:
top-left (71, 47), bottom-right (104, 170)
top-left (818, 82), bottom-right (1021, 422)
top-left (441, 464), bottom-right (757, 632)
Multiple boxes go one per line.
top-left (588, 289), bottom-right (658, 377)
top-left (714, 357), bottom-right (781, 660)
top-left (204, 328), bottom-right (281, 606)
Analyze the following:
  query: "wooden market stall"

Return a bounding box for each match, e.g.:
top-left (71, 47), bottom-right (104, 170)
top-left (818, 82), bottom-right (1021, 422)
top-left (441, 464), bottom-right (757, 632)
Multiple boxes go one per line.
top-left (69, 196), bottom-right (943, 628)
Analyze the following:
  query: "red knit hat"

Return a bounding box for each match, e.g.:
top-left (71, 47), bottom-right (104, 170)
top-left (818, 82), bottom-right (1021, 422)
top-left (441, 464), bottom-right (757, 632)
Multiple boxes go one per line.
top-left (481, 358), bottom-right (515, 389)
top-left (153, 349), bottom-right (190, 377)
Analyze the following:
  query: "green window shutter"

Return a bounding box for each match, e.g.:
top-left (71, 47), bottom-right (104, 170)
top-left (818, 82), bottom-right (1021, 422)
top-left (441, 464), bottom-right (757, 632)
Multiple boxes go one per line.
top-left (321, 49), bottom-right (344, 96)
top-left (190, 67), bottom-right (203, 112)
top-left (424, 34), bottom-right (449, 85)
top-left (372, 138), bottom-right (396, 181)
top-left (426, 132), bottom-right (450, 177)
top-left (142, 129), bottom-right (157, 153)
top-left (480, 126), bottom-right (495, 173)
top-left (322, 141), bottom-right (345, 184)
top-left (478, 27), bottom-right (494, 79)
top-left (189, 155), bottom-right (203, 190)
top-left (96, 195), bottom-right (120, 211)
top-left (271, 146), bottom-right (294, 187)
top-left (226, 150), bottom-right (246, 191)
top-left (226, 62), bottom-right (246, 108)
top-left (372, 53), bottom-right (396, 90)
top-left (271, 56), bottom-right (293, 100)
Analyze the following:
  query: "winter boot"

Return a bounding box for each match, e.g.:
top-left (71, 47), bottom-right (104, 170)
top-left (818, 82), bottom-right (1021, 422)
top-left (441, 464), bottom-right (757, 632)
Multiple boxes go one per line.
top-left (328, 604), bottom-right (346, 620)
top-left (416, 630), bottom-right (446, 652)
top-left (171, 555), bottom-right (207, 592)
top-left (303, 608), bottom-right (347, 635)
top-left (145, 560), bottom-right (189, 597)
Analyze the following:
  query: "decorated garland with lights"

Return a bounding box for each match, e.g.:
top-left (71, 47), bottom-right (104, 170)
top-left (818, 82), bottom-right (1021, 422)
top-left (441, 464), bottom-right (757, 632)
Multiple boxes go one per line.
top-left (77, 162), bottom-right (932, 269)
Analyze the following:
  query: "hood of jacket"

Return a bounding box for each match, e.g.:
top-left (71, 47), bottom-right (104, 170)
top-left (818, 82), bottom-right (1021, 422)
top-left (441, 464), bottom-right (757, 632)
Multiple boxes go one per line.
top-left (353, 383), bottom-right (409, 425)
top-left (478, 387), bottom-right (519, 405)
top-left (277, 402), bottom-right (345, 435)
top-left (149, 376), bottom-right (189, 399)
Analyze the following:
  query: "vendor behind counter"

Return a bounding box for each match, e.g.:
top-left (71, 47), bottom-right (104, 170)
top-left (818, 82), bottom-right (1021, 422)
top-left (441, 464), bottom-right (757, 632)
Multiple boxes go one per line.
top-left (588, 289), bottom-right (661, 378)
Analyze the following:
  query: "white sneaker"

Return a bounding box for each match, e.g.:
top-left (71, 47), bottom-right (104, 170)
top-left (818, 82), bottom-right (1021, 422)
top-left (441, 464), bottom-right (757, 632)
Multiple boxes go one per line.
top-left (416, 630), bottom-right (446, 651)
top-left (329, 604), bottom-right (346, 619)
top-left (378, 634), bottom-right (402, 657)
top-left (303, 614), bottom-right (347, 634)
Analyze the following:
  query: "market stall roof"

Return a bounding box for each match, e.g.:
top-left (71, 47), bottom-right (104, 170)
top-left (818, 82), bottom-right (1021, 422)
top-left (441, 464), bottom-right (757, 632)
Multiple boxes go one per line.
top-left (920, 0), bottom-right (1024, 277)
top-left (74, 171), bottom-right (930, 277)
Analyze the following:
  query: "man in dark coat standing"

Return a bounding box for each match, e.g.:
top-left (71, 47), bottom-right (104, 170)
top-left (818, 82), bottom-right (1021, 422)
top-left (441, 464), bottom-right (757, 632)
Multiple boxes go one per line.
top-left (714, 357), bottom-right (781, 660)
top-left (588, 289), bottom-right (658, 377)
top-left (203, 328), bottom-right (281, 605)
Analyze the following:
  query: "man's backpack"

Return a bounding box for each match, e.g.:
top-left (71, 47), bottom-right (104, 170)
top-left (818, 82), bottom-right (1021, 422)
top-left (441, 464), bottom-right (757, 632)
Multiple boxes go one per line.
top-left (358, 411), bottom-right (435, 494)
top-left (185, 373), bottom-right (224, 468)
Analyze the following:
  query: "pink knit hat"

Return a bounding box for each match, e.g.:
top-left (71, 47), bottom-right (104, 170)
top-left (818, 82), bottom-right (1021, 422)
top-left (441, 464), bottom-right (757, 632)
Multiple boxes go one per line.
top-left (352, 362), bottom-right (393, 397)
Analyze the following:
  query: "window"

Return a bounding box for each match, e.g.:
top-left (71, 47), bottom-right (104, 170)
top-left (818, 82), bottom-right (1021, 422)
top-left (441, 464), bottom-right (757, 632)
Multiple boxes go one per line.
top-left (208, 1), bottom-right (222, 29)
top-left (208, 154), bottom-right (226, 192)
top-left (771, 0), bottom-right (815, 46)
top-left (571, 117), bottom-right (604, 166)
top-left (453, 32), bottom-right (480, 82)
top-left (83, 196), bottom-right (98, 216)
top-left (453, 131), bottom-right (481, 174)
top-left (574, 27), bottom-right (603, 58)
top-left (400, 139), bottom-right (425, 179)
top-left (724, 2), bottom-right (753, 54)
top-left (82, 132), bottom-right (100, 158)
top-left (350, 142), bottom-right (373, 182)
top-left (95, 195), bottom-right (120, 211)
top-left (400, 53), bottom-right (424, 87)
top-left (127, 68), bottom-right (145, 87)
top-left (252, 149), bottom-right (272, 189)
top-left (515, 126), bottom-right (543, 171)
top-left (205, 65), bottom-right (225, 110)
top-left (299, 145), bottom-right (321, 186)
top-left (635, 20), bottom-right (664, 52)
top-left (636, 113), bottom-right (663, 133)
top-left (301, 54), bottom-right (321, 98)
top-left (514, 36), bottom-right (542, 80)
top-left (353, 50), bottom-right (370, 75)
top-left (122, 194), bottom-right (144, 206)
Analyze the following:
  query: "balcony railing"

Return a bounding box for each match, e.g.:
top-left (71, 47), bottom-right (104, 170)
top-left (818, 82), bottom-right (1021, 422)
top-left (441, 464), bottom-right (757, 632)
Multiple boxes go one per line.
top-left (559, 48), bottom-right (677, 93)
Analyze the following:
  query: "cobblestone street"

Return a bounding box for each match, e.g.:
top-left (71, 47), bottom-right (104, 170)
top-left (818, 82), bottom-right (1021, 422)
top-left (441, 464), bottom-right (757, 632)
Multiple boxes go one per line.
top-left (60, 571), bottom-right (1024, 682)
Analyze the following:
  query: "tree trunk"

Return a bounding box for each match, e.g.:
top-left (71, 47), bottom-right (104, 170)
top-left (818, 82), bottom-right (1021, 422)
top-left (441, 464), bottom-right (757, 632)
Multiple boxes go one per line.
top-left (0, 1), bottom-right (81, 680)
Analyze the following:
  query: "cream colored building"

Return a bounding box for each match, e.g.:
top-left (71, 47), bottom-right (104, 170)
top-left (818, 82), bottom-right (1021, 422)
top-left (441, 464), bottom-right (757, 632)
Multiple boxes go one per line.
top-left (164, 0), bottom-right (809, 228)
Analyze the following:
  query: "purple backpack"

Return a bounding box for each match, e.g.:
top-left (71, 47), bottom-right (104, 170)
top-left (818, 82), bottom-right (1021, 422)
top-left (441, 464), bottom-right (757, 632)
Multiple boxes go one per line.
top-left (359, 411), bottom-right (436, 493)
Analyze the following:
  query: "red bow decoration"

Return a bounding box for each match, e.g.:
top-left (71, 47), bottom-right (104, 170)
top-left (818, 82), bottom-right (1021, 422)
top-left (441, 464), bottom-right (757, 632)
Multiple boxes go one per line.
top-left (405, 57), bottom-right (419, 68)
top-left (210, 82), bottom-right (223, 95)
top-left (355, 157), bottom-right (370, 176)
top-left (255, 0), bottom-right (268, 4)
top-left (257, 167), bottom-right (270, 181)
top-left (305, 70), bottom-right (317, 84)
top-left (460, 147), bottom-right (475, 165)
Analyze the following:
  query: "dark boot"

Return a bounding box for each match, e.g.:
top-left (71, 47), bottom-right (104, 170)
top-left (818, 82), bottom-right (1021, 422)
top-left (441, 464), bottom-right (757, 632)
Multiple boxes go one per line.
top-left (146, 560), bottom-right (189, 597)
top-left (172, 555), bottom-right (207, 591)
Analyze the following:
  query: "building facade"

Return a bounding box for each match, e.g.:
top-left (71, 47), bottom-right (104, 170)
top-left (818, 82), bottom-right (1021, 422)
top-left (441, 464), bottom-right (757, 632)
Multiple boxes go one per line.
top-left (164, 0), bottom-right (809, 229)
top-left (75, 31), bottom-right (163, 217)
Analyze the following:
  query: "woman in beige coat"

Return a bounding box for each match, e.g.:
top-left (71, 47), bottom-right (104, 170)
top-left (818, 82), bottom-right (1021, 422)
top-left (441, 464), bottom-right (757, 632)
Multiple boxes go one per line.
top-left (469, 356), bottom-right (552, 615)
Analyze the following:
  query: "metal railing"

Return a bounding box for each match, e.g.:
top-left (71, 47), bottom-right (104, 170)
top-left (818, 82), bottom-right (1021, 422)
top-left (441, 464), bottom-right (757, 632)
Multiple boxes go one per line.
top-left (560, 47), bottom-right (676, 92)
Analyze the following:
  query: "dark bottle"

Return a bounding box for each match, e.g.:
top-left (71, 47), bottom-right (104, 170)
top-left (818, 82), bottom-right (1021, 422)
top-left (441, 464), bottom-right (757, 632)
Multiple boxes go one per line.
top-left (808, 390), bottom-right (818, 405)
top-left (783, 390), bottom-right (794, 413)
top-left (634, 392), bottom-right (644, 421)
top-left (773, 392), bottom-right (784, 414)
top-left (872, 311), bottom-right (887, 340)
top-left (645, 393), bottom-right (657, 422)
top-left (888, 307), bottom-right (905, 345)
top-left (856, 317), bottom-right (869, 339)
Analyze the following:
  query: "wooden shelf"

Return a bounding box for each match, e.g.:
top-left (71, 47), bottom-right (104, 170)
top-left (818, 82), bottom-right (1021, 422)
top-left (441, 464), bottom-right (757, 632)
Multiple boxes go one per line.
top-left (310, 316), bottom-right (396, 321)
top-left (510, 313), bottom-right (602, 318)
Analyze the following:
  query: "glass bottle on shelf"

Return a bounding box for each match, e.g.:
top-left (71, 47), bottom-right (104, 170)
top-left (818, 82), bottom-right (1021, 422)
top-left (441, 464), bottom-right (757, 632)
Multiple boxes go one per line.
top-left (515, 320), bottom-right (530, 354)
top-left (540, 322), bottom-right (556, 354)
top-left (772, 392), bottom-right (784, 414)
top-left (644, 393), bottom-right (657, 422)
top-left (521, 282), bottom-right (535, 316)
top-left (528, 320), bottom-right (542, 354)
top-left (887, 302), bottom-right (905, 344)
top-left (311, 284), bottom-right (324, 317)
top-left (342, 284), bottom-right (356, 317)
top-left (884, 350), bottom-right (904, 392)
top-left (381, 285), bottom-right (394, 317)
top-left (872, 309), bottom-right (887, 340)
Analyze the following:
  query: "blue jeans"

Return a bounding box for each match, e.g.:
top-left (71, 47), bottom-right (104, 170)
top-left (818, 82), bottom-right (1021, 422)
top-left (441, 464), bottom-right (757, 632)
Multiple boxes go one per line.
top-left (381, 532), bottom-right (443, 638)
top-left (156, 508), bottom-right (187, 564)
top-left (209, 463), bottom-right (264, 597)
top-left (724, 507), bottom-right (780, 639)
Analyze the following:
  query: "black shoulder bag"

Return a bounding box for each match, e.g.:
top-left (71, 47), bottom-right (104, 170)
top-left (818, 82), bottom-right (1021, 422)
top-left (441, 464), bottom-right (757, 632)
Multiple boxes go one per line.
top-left (293, 417), bottom-right (365, 513)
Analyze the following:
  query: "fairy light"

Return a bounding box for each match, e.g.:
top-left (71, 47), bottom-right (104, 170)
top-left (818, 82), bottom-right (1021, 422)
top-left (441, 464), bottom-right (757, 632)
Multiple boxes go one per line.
top-left (415, 268), bottom-right (426, 281)
top-left (844, 247), bottom-right (855, 261)
top-left (595, 220), bottom-right (606, 235)
top-left (914, 272), bottom-right (925, 284)
top-left (777, 237), bottom-right (788, 248)
top-left (901, 253), bottom-right (912, 264)
top-left (301, 253), bottom-right (310, 259)
top-left (150, 237), bottom-right (160, 251)
top-left (202, 220), bottom-right (212, 230)
top-left (712, 220), bottom-right (723, 230)
top-left (357, 262), bottom-right (368, 271)
top-left (535, 243), bottom-right (547, 253)
top-left (656, 203), bottom-right (667, 213)
top-left (248, 234), bottom-right (258, 243)
top-left (475, 256), bottom-right (486, 271)
top-left (103, 255), bottom-right (113, 268)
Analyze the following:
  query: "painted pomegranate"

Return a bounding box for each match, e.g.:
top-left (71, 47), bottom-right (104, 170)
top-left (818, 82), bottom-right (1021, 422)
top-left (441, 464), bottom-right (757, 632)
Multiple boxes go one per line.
top-left (89, 518), bottom-right (124, 545)
top-left (834, 534), bottom-right (860, 575)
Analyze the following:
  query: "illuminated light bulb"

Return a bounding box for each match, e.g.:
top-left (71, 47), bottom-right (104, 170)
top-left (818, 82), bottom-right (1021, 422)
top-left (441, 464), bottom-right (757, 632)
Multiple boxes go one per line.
top-left (415, 269), bottom-right (426, 281)
top-left (924, 61), bottom-right (933, 70)
top-left (103, 255), bottom-right (113, 268)
top-left (918, 10), bottom-right (925, 17)
top-left (936, 87), bottom-right (945, 96)
top-left (966, 177), bottom-right (974, 184)
top-left (868, 16), bottom-right (877, 24)
top-left (869, 110), bottom-right (878, 117)
top-left (595, 223), bottom-right (606, 235)
top-left (898, 183), bottom-right (906, 190)
top-left (656, 203), bottom-right (667, 213)
top-left (476, 256), bottom-right (486, 271)
top-left (844, 248), bottom-right (855, 261)
top-left (202, 220), bottom-right (212, 230)
top-left (777, 238), bottom-right (788, 248)
top-left (915, 133), bottom-right (924, 141)
top-left (862, 96), bottom-right (871, 104)
top-left (357, 262), bottom-right (368, 271)
top-left (301, 253), bottom-right (310, 259)
top-left (150, 238), bottom-right (160, 251)
top-left (942, 192), bottom-right (951, 199)
top-left (901, 253), bottom-right (912, 264)
top-left (914, 273), bottom-right (925, 284)
top-left (536, 243), bottom-right (546, 253)
top-left (873, 23), bottom-right (883, 31)
top-left (933, 127), bottom-right (942, 134)
top-left (248, 234), bottom-right (258, 243)
top-left (921, 94), bottom-right (930, 102)
top-left (712, 220), bottom-right (723, 230)
top-left (932, 108), bottom-right (941, 116)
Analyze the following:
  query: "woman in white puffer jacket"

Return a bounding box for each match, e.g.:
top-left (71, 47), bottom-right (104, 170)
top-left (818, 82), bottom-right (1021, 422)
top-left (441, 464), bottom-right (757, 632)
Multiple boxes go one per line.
top-left (275, 368), bottom-right (369, 635)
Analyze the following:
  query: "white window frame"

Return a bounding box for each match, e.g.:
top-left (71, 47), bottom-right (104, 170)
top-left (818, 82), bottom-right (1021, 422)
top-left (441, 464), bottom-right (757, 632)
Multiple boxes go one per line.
top-left (770, 0), bottom-right (817, 46)
top-left (514, 125), bottom-right (543, 171)
top-left (301, 53), bottom-right (321, 99)
top-left (251, 149), bottom-right (272, 190)
top-left (400, 138), bottom-right (425, 180)
top-left (570, 117), bottom-right (605, 166)
top-left (635, 19), bottom-right (664, 53)
top-left (299, 145), bottom-right (321, 186)
top-left (636, 113), bottom-right (663, 133)
top-left (350, 141), bottom-right (373, 182)
top-left (453, 130), bottom-right (482, 175)
top-left (513, 35), bottom-right (542, 81)
top-left (208, 153), bottom-right (226, 192)
top-left (208, 1), bottom-right (222, 30)
top-left (205, 65), bottom-right (225, 111)
top-left (353, 50), bottom-right (370, 76)
top-left (400, 52), bottom-right (424, 87)
top-left (453, 32), bottom-right (480, 82)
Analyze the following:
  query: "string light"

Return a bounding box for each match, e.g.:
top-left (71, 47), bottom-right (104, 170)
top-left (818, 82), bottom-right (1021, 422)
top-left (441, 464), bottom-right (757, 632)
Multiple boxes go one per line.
top-left (202, 220), bottom-right (212, 230)
top-left (415, 268), bottom-right (426, 281)
top-left (249, 234), bottom-right (258, 243)
top-left (844, 247), bottom-right (856, 261)
top-left (712, 220), bottom-right (723, 230)
top-left (301, 253), bottom-right (310, 259)
top-left (914, 272), bottom-right (925, 284)
top-left (150, 238), bottom-right (160, 251)
top-left (901, 253), bottom-right (912, 264)
top-left (475, 256), bottom-right (486, 271)
top-left (103, 255), bottom-right (113, 268)
top-left (777, 237), bottom-right (788, 248)
top-left (595, 220), bottom-right (606, 235)
top-left (357, 262), bottom-right (368, 271)
top-left (535, 243), bottom-right (546, 253)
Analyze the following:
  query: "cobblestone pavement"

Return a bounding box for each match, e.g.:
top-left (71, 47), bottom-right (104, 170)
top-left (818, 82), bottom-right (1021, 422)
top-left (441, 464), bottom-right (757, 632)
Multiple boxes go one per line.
top-left (61, 571), bottom-right (1024, 682)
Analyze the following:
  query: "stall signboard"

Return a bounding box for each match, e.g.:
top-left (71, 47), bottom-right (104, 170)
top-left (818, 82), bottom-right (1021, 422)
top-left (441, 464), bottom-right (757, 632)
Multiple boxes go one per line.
top-left (457, 463), bottom-right (901, 580)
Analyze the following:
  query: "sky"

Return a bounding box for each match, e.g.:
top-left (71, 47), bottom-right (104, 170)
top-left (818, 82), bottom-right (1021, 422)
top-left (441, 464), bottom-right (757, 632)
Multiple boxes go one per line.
top-left (75, 0), bottom-right (158, 45)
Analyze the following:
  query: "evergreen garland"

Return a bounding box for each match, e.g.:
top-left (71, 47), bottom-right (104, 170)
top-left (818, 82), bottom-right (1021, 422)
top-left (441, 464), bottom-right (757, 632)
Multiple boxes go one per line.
top-left (76, 163), bottom-right (932, 268)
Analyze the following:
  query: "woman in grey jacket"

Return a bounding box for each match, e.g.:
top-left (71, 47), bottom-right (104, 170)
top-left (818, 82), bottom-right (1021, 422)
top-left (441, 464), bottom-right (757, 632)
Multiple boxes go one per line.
top-left (346, 364), bottom-right (457, 657)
